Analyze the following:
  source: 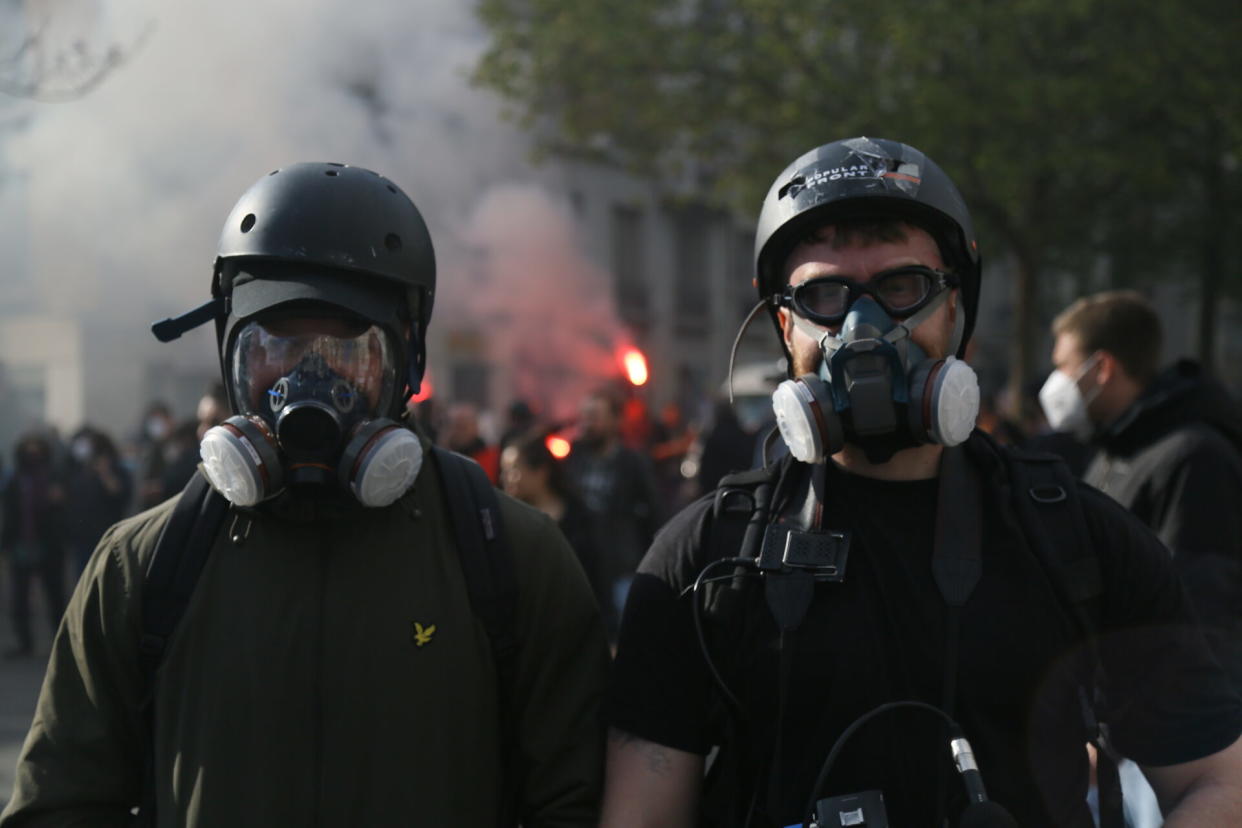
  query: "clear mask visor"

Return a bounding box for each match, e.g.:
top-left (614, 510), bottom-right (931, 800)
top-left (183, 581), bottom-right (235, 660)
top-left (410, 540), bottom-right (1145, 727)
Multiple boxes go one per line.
top-left (230, 316), bottom-right (397, 421)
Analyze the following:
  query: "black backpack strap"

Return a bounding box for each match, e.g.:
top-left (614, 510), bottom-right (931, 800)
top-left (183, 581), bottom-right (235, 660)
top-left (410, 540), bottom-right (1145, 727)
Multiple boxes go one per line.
top-left (1002, 446), bottom-right (1123, 828)
top-left (700, 458), bottom-right (791, 825)
top-left (1004, 448), bottom-right (1103, 634)
top-left (136, 470), bottom-right (230, 826)
top-left (432, 446), bottom-right (522, 828)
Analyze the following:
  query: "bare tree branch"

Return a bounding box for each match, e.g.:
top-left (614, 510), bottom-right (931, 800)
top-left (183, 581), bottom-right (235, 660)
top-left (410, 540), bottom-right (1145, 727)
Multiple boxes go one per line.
top-left (0, 8), bottom-right (154, 103)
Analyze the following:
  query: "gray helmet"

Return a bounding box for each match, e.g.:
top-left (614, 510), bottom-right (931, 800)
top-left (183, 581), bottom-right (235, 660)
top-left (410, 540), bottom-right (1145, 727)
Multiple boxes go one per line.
top-left (754, 137), bottom-right (980, 357)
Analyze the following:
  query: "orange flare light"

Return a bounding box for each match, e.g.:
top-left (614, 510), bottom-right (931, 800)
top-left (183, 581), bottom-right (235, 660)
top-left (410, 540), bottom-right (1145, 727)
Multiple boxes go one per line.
top-left (621, 347), bottom-right (649, 387)
top-left (546, 434), bottom-right (572, 459)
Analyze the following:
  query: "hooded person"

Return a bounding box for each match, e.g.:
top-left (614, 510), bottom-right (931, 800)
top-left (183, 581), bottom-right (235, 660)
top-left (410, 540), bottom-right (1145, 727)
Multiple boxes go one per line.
top-left (600, 138), bottom-right (1242, 828)
top-left (1, 163), bottom-right (609, 828)
top-left (1045, 290), bottom-right (1242, 689)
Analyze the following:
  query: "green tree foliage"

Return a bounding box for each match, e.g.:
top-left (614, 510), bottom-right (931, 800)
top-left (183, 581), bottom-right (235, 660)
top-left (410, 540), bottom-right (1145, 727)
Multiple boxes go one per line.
top-left (475, 0), bottom-right (1241, 398)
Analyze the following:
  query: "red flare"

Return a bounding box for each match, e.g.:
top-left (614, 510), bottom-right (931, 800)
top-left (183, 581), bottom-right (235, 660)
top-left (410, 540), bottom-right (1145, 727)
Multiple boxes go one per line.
top-left (621, 347), bottom-right (648, 387)
top-left (546, 434), bottom-right (572, 459)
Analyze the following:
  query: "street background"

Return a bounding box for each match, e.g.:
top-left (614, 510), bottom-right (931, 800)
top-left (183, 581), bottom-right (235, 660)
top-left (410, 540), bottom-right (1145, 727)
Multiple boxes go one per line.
top-left (0, 571), bottom-right (52, 811)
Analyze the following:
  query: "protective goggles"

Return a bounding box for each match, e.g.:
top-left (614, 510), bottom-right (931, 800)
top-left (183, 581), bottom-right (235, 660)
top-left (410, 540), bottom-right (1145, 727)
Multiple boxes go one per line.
top-left (230, 316), bottom-right (397, 418)
top-left (778, 266), bottom-right (958, 325)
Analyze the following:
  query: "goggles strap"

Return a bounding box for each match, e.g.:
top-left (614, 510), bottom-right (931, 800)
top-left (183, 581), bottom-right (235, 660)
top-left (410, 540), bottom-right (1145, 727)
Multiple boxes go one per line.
top-left (882, 287), bottom-right (952, 347)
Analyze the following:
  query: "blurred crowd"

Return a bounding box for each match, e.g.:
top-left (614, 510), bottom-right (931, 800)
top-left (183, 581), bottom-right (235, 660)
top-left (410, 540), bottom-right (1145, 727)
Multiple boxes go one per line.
top-left (3, 311), bottom-right (1239, 657)
top-left (0, 383), bottom-right (229, 658)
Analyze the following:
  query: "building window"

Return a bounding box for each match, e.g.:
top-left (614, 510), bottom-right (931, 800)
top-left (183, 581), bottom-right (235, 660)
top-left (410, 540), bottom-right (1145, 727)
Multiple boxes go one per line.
top-left (611, 205), bottom-right (648, 328)
top-left (672, 208), bottom-right (709, 336)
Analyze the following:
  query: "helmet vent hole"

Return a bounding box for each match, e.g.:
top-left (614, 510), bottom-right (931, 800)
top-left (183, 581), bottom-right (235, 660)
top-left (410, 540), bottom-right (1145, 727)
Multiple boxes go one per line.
top-left (325, 170), bottom-right (339, 177)
top-left (267, 169), bottom-right (279, 176)
top-left (328, 162), bottom-right (345, 167)
top-left (386, 185), bottom-right (397, 194)
top-left (778, 175), bottom-right (805, 199)
top-left (240, 214), bottom-right (256, 233)
top-left (385, 233), bottom-right (402, 252)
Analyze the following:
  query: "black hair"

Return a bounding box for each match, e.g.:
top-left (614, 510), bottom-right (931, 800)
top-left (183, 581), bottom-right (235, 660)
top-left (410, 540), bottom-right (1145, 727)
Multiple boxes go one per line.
top-left (509, 431), bottom-right (572, 501)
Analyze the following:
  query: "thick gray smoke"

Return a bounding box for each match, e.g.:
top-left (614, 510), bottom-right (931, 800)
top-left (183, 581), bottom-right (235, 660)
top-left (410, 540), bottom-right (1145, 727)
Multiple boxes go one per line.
top-left (0, 0), bottom-right (626, 433)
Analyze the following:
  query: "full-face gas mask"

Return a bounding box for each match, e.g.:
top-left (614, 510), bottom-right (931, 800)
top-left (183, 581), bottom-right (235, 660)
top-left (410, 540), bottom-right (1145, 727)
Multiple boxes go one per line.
top-left (199, 314), bottom-right (423, 508)
top-left (770, 267), bottom-right (979, 464)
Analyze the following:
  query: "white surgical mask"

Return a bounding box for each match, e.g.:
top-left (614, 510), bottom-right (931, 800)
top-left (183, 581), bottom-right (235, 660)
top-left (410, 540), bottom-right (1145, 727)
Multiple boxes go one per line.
top-left (1038, 353), bottom-right (1101, 440)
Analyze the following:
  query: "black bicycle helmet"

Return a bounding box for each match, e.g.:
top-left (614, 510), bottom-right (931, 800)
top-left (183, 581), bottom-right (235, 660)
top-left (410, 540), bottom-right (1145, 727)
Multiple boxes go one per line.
top-left (754, 137), bottom-right (980, 358)
top-left (213, 162), bottom-right (436, 414)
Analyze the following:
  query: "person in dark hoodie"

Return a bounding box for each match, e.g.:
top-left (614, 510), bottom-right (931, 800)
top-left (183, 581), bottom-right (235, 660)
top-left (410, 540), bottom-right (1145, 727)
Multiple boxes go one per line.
top-left (1043, 290), bottom-right (1242, 688)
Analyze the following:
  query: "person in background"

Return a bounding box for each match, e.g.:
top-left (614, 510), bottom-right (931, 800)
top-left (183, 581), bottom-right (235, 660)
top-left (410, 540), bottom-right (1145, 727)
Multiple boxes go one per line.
top-left (501, 431), bottom-right (605, 609)
top-left (1, 432), bottom-right (66, 659)
top-left (442, 400), bottom-right (500, 483)
top-left (499, 399), bottom-right (537, 453)
top-left (64, 427), bottom-right (132, 576)
top-left (135, 401), bottom-right (176, 510)
top-left (1044, 290), bottom-right (1242, 688)
top-left (647, 402), bottom-right (697, 511)
top-left (565, 388), bottom-right (661, 640)
top-left (195, 382), bottom-right (230, 441)
top-left (154, 383), bottom-right (234, 506)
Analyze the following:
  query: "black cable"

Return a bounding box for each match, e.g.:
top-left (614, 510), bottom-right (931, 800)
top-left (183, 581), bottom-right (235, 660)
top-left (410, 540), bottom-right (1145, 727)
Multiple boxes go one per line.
top-left (800, 700), bottom-right (957, 828)
top-left (690, 556), bottom-right (759, 717)
top-left (678, 570), bottom-right (763, 598)
top-left (727, 298), bottom-right (775, 405)
top-left (690, 556), bottom-right (767, 828)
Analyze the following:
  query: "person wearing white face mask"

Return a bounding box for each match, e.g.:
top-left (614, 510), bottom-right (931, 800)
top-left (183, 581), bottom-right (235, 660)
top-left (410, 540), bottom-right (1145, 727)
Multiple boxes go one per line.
top-left (1045, 290), bottom-right (1242, 691)
top-left (1038, 351), bottom-right (1103, 441)
top-left (1044, 290), bottom-right (1242, 828)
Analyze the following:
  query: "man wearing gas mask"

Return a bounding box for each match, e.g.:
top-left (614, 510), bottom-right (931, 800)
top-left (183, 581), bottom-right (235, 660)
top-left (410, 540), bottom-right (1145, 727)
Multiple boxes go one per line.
top-left (1, 163), bottom-right (609, 827)
top-left (601, 138), bottom-right (1242, 828)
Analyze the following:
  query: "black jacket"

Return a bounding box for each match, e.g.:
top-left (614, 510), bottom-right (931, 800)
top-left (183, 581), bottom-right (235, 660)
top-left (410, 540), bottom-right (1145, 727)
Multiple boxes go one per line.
top-left (1085, 359), bottom-right (1242, 687)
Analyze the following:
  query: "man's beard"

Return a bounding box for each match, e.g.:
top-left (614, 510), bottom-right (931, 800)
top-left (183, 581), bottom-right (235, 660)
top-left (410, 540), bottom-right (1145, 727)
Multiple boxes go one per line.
top-left (790, 343), bottom-right (822, 378)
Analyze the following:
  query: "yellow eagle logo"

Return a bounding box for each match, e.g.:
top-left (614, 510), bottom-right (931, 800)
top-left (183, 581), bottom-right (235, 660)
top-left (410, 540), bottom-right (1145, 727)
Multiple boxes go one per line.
top-left (412, 622), bottom-right (436, 647)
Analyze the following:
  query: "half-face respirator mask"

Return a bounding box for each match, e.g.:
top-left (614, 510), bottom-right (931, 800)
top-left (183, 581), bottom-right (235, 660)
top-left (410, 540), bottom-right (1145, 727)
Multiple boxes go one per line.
top-left (771, 266), bottom-right (980, 464)
top-left (199, 315), bottom-right (423, 508)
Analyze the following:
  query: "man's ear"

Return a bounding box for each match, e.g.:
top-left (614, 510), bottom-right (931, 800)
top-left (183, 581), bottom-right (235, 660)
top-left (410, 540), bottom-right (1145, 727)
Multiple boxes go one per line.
top-left (777, 306), bottom-right (794, 351)
top-left (1095, 350), bottom-right (1118, 386)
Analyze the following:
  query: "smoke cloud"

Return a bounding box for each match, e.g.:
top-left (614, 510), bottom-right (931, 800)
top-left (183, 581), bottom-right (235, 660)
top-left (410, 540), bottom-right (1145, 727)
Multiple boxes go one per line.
top-left (459, 185), bottom-right (629, 423)
top-left (0, 0), bottom-right (626, 430)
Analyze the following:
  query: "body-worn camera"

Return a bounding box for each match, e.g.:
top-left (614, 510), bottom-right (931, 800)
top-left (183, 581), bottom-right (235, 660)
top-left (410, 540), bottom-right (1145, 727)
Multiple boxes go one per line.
top-left (810, 790), bottom-right (888, 827)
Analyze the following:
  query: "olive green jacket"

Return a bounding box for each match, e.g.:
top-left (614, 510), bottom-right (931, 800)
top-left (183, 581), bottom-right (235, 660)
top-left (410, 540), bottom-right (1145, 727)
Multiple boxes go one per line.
top-left (1, 452), bottom-right (609, 827)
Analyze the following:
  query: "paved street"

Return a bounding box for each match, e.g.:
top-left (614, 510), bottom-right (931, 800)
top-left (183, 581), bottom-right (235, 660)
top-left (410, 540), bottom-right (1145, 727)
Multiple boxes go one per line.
top-left (0, 566), bottom-right (60, 813)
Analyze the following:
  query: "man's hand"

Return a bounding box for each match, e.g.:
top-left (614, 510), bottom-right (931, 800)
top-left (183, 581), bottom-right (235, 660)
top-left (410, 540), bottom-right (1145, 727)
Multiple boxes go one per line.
top-left (600, 728), bottom-right (703, 828)
top-left (1144, 733), bottom-right (1242, 825)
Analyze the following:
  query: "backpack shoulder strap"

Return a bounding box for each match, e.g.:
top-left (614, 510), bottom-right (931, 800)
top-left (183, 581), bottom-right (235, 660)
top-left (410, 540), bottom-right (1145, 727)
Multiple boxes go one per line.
top-left (432, 446), bottom-right (520, 663)
top-left (140, 470), bottom-right (230, 688)
top-left (431, 446), bottom-right (522, 828)
top-left (137, 469), bottom-right (229, 827)
top-left (994, 439), bottom-right (1125, 827)
top-left (711, 459), bottom-right (788, 557)
top-left (1002, 443), bottom-right (1103, 620)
